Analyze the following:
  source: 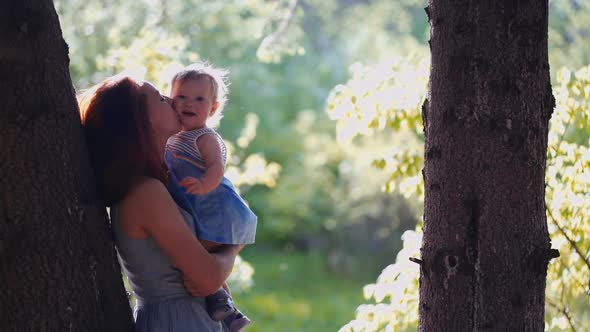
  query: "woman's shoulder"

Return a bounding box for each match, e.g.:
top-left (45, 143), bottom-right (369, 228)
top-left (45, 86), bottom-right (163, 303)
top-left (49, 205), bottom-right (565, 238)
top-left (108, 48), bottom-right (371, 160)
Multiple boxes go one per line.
top-left (117, 177), bottom-right (180, 236)
top-left (133, 176), bottom-right (168, 190)
top-left (119, 177), bottom-right (174, 216)
top-left (127, 177), bottom-right (169, 199)
top-left (114, 177), bottom-right (167, 237)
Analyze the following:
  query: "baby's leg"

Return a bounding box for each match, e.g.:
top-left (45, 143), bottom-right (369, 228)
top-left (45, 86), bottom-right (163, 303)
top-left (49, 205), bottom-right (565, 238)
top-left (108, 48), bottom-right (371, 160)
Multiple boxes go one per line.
top-left (201, 241), bottom-right (249, 327)
top-left (206, 288), bottom-right (235, 321)
top-left (206, 282), bottom-right (251, 330)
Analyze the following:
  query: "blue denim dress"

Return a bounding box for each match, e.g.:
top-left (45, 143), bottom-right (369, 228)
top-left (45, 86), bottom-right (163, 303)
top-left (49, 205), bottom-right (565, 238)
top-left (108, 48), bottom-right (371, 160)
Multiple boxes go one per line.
top-left (165, 128), bottom-right (257, 245)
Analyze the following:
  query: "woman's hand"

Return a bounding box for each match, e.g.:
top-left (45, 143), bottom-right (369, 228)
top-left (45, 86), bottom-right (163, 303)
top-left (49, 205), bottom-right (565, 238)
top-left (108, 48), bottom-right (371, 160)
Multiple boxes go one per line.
top-left (183, 278), bottom-right (231, 297)
top-left (183, 275), bottom-right (216, 297)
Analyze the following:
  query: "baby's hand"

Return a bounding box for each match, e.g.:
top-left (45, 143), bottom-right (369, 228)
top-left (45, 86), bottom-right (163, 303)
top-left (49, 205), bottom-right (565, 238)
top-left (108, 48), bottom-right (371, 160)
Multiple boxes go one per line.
top-left (179, 176), bottom-right (207, 195)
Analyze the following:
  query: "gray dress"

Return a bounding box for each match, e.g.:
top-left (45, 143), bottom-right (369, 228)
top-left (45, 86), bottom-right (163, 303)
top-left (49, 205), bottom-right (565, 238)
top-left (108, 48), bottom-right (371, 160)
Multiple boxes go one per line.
top-left (111, 205), bottom-right (229, 332)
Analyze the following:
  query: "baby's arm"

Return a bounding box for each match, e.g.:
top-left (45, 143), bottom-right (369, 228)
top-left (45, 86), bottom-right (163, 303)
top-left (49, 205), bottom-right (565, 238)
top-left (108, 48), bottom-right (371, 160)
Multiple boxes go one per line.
top-left (180, 133), bottom-right (224, 195)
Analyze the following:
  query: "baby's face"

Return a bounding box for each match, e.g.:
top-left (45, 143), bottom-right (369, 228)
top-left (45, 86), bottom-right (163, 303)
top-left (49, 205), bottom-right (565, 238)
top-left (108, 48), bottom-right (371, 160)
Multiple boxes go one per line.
top-left (171, 78), bottom-right (218, 131)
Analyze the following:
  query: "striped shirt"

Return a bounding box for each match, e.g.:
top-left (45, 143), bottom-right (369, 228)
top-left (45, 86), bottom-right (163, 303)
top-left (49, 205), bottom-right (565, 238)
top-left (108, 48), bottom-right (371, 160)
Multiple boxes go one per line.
top-left (166, 127), bottom-right (227, 169)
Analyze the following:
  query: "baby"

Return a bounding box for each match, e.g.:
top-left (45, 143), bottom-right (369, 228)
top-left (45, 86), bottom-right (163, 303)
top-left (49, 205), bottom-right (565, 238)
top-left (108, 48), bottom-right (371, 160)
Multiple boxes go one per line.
top-left (165, 62), bottom-right (257, 332)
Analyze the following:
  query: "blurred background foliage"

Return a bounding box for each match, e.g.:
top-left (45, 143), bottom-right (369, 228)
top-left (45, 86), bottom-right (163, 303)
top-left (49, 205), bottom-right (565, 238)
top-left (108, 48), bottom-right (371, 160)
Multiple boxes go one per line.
top-left (55, 0), bottom-right (589, 331)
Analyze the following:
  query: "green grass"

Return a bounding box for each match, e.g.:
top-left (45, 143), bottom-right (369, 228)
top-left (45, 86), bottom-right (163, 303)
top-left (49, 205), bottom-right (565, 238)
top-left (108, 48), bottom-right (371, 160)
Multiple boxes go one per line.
top-left (236, 247), bottom-right (370, 332)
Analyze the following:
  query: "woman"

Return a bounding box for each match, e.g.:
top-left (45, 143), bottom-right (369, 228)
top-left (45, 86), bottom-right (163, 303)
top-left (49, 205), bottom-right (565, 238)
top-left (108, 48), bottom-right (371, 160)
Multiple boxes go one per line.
top-left (79, 75), bottom-right (239, 331)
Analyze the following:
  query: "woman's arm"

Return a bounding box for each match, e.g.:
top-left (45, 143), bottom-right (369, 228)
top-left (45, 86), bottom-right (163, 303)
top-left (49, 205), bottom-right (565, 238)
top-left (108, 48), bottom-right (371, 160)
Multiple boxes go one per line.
top-left (183, 246), bottom-right (243, 297)
top-left (180, 133), bottom-right (224, 195)
top-left (119, 178), bottom-right (235, 295)
top-left (210, 244), bottom-right (243, 279)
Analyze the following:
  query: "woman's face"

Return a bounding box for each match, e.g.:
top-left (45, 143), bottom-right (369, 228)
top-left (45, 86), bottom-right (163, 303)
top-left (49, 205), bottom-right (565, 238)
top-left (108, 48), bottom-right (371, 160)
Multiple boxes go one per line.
top-left (141, 82), bottom-right (181, 140)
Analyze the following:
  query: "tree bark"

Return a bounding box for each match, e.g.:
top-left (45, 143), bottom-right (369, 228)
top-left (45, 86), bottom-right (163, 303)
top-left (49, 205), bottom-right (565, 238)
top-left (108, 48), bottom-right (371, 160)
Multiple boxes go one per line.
top-left (420, 1), bottom-right (555, 331)
top-left (0, 1), bottom-right (133, 330)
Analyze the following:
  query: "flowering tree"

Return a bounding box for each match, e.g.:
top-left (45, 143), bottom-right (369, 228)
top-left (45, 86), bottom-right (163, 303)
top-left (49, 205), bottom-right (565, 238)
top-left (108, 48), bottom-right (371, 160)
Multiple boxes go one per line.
top-left (330, 60), bottom-right (589, 331)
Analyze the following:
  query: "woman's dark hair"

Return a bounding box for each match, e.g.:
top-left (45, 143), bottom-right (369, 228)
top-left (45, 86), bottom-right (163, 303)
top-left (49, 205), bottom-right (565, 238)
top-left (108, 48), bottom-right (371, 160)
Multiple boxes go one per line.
top-left (79, 75), bottom-right (167, 206)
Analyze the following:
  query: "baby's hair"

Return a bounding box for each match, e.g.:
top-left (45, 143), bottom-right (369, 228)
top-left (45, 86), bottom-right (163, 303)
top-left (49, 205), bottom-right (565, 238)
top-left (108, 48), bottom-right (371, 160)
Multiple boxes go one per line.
top-left (171, 62), bottom-right (229, 127)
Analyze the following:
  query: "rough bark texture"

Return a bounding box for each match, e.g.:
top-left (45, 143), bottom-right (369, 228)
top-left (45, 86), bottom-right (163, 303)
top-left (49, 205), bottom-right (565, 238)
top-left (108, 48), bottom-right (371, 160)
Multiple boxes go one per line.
top-left (0, 1), bottom-right (133, 330)
top-left (420, 1), bottom-right (555, 331)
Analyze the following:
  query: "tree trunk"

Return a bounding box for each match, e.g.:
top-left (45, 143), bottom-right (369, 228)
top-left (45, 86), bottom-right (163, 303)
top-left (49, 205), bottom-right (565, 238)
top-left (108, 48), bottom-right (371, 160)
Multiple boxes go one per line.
top-left (420, 1), bottom-right (555, 331)
top-left (0, 1), bottom-right (133, 330)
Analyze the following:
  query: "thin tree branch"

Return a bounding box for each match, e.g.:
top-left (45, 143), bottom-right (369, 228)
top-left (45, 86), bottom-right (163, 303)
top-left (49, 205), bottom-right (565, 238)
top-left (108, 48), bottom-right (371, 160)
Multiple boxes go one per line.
top-left (547, 208), bottom-right (590, 270)
top-left (260, 0), bottom-right (298, 48)
top-left (562, 264), bottom-right (587, 294)
top-left (546, 298), bottom-right (577, 332)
